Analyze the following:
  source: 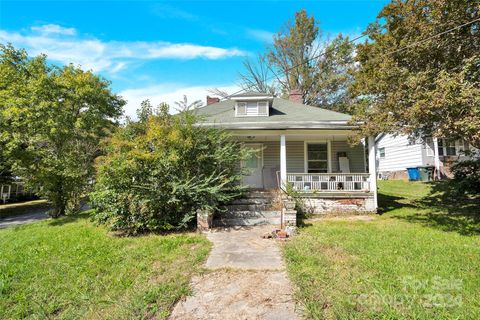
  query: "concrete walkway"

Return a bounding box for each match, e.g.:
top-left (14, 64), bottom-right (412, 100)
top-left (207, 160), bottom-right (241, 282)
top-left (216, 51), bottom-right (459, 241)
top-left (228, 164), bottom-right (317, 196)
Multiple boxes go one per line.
top-left (170, 226), bottom-right (299, 320)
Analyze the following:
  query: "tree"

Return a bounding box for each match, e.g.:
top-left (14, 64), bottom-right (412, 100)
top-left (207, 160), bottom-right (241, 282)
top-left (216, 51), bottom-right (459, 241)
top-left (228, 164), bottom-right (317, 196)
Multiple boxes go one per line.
top-left (351, 0), bottom-right (480, 147)
top-left (0, 44), bottom-right (125, 216)
top-left (238, 53), bottom-right (279, 96)
top-left (238, 9), bottom-right (356, 112)
top-left (91, 100), bottom-right (251, 234)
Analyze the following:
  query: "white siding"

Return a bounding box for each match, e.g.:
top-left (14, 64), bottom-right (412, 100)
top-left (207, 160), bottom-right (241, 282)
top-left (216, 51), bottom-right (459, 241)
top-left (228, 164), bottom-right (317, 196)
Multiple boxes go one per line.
top-left (376, 134), bottom-right (423, 172)
top-left (259, 140), bottom-right (366, 188)
top-left (331, 141), bottom-right (365, 173)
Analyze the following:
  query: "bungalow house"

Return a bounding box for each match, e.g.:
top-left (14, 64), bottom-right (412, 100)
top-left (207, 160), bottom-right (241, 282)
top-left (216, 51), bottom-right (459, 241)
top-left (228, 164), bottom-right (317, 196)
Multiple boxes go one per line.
top-left (375, 134), bottom-right (479, 179)
top-left (195, 91), bottom-right (378, 226)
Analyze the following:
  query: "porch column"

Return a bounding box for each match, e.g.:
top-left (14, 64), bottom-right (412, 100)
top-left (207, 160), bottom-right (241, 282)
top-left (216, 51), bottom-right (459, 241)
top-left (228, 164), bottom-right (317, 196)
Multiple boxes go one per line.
top-left (368, 136), bottom-right (378, 209)
top-left (433, 137), bottom-right (441, 180)
top-left (280, 134), bottom-right (287, 188)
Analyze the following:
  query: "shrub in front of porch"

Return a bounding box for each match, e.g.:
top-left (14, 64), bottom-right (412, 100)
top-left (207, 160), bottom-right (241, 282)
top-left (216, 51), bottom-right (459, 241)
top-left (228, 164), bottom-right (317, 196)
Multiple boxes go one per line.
top-left (91, 103), bottom-right (250, 234)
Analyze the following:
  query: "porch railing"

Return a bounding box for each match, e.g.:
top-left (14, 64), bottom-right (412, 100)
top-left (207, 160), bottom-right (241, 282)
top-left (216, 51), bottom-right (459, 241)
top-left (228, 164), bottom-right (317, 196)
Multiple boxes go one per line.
top-left (286, 173), bottom-right (371, 192)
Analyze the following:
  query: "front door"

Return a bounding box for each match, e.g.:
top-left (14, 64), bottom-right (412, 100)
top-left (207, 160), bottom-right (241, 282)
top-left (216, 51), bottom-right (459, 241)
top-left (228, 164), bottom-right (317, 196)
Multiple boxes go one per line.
top-left (242, 144), bottom-right (263, 188)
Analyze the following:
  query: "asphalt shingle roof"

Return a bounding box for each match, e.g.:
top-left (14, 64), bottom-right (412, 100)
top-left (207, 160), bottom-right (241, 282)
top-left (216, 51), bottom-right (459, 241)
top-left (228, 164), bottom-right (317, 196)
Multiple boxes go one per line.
top-left (195, 97), bottom-right (354, 130)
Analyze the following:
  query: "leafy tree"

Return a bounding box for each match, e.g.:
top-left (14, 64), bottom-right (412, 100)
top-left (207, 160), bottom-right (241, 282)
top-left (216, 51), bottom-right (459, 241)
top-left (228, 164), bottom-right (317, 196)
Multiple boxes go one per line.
top-left (351, 0), bottom-right (480, 147)
top-left (0, 44), bottom-right (125, 216)
top-left (91, 101), bottom-right (251, 234)
top-left (238, 9), bottom-right (356, 112)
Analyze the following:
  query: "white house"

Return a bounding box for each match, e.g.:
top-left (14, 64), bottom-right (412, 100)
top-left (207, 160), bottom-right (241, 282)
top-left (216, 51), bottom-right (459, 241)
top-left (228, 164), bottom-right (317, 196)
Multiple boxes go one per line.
top-left (195, 91), bottom-right (378, 226)
top-left (375, 133), bottom-right (478, 179)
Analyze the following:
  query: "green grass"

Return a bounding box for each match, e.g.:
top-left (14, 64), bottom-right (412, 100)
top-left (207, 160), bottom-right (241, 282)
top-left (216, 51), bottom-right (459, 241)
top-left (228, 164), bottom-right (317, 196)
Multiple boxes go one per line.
top-left (285, 180), bottom-right (480, 319)
top-left (0, 213), bottom-right (211, 319)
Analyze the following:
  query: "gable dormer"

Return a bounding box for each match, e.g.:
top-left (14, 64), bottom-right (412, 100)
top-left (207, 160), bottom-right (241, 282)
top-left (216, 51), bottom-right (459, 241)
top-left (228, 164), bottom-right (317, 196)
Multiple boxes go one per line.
top-left (231, 92), bottom-right (273, 117)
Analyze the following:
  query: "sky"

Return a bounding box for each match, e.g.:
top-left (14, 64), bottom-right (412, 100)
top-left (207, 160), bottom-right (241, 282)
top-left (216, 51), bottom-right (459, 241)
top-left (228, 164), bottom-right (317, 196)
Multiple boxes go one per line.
top-left (0, 0), bottom-right (389, 118)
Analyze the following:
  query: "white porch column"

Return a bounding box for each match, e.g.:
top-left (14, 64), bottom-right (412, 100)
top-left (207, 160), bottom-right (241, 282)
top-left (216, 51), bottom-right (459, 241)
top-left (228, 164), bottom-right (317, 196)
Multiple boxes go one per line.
top-left (368, 136), bottom-right (378, 209)
top-left (280, 134), bottom-right (287, 188)
top-left (433, 137), bottom-right (441, 180)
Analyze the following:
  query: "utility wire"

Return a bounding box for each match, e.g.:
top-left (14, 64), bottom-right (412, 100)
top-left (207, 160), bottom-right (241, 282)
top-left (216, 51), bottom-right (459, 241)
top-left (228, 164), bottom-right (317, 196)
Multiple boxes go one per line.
top-left (224, 33), bottom-right (369, 99)
top-left (223, 16), bottom-right (480, 100)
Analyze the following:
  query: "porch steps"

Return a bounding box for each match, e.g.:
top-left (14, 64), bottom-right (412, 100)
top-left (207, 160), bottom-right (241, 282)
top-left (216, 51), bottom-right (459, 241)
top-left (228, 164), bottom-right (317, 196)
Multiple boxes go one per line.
top-left (213, 211), bottom-right (281, 227)
top-left (214, 190), bottom-right (281, 227)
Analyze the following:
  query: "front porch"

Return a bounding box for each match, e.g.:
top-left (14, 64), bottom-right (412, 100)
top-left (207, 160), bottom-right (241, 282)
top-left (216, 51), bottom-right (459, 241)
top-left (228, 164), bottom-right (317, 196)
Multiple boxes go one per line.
top-left (235, 130), bottom-right (378, 213)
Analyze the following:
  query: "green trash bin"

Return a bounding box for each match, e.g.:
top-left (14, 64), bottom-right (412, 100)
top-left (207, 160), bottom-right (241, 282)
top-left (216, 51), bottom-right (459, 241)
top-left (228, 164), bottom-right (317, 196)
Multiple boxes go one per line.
top-left (417, 166), bottom-right (434, 182)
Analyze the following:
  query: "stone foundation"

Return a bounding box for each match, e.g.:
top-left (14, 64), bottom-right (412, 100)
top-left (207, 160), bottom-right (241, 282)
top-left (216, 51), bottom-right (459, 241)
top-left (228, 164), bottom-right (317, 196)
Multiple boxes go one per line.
top-left (298, 194), bottom-right (376, 214)
top-left (281, 198), bottom-right (297, 226)
top-left (197, 209), bottom-right (214, 231)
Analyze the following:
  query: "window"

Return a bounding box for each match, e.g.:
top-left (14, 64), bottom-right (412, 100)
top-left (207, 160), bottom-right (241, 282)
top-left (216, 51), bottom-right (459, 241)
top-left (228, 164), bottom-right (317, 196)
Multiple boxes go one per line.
top-left (379, 147), bottom-right (385, 158)
top-left (438, 139), bottom-right (444, 156)
top-left (306, 143), bottom-right (328, 173)
top-left (456, 140), bottom-right (467, 155)
top-left (235, 101), bottom-right (269, 117)
top-left (445, 140), bottom-right (456, 156)
top-left (425, 137), bottom-right (434, 156)
top-left (437, 139), bottom-right (466, 156)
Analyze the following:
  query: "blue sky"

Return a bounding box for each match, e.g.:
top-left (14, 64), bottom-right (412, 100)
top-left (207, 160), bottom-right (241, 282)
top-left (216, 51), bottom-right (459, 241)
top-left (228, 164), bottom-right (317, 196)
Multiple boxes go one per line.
top-left (0, 0), bottom-right (388, 117)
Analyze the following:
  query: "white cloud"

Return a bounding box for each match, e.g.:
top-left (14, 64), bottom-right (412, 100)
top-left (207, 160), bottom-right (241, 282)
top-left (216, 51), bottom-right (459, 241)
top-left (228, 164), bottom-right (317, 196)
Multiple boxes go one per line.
top-left (119, 83), bottom-right (240, 119)
top-left (31, 24), bottom-right (76, 36)
top-left (246, 28), bottom-right (274, 43)
top-left (0, 26), bottom-right (247, 74)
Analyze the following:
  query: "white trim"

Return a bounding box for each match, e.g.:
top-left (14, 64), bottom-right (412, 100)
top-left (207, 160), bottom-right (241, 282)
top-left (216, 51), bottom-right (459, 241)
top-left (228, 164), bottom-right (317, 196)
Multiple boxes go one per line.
top-left (280, 135), bottom-right (287, 188)
top-left (425, 137), bottom-right (434, 156)
top-left (368, 136), bottom-right (378, 209)
top-left (362, 138), bottom-right (367, 172)
top-left (303, 140), bottom-right (331, 173)
top-left (200, 120), bottom-right (351, 125)
top-left (433, 137), bottom-right (441, 179)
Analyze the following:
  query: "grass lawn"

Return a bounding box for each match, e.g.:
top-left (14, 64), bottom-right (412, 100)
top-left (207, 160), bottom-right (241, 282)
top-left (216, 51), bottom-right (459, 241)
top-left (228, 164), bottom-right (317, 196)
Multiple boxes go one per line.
top-left (0, 213), bottom-right (211, 319)
top-left (285, 180), bottom-right (480, 319)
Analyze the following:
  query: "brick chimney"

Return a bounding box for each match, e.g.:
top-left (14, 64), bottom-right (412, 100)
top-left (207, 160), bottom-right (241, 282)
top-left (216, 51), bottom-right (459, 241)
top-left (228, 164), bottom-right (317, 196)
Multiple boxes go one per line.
top-left (207, 96), bottom-right (220, 105)
top-left (288, 89), bottom-right (303, 104)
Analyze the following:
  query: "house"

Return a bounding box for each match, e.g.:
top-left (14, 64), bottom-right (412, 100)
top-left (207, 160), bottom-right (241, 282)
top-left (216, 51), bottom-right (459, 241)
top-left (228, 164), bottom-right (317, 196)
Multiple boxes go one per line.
top-left (375, 134), bottom-right (478, 179)
top-left (195, 91), bottom-right (378, 226)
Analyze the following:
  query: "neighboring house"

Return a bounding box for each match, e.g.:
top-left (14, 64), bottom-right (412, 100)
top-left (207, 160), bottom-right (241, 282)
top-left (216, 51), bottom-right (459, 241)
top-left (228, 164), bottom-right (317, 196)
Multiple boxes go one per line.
top-left (195, 91), bottom-right (378, 217)
top-left (376, 133), bottom-right (478, 179)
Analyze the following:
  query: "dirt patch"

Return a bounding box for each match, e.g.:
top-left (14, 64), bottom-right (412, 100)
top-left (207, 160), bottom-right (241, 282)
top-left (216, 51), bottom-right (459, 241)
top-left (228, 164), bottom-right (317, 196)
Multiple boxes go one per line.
top-left (322, 245), bottom-right (356, 265)
top-left (169, 270), bottom-right (298, 320)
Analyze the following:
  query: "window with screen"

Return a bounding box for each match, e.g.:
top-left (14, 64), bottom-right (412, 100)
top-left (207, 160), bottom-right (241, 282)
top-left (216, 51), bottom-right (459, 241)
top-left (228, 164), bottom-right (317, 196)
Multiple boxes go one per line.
top-left (306, 143), bottom-right (328, 173)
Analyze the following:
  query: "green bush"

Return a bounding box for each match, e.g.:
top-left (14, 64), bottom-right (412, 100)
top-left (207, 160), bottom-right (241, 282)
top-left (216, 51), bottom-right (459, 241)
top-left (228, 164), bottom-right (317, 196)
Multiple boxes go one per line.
top-left (90, 103), bottom-right (250, 234)
top-left (451, 159), bottom-right (480, 194)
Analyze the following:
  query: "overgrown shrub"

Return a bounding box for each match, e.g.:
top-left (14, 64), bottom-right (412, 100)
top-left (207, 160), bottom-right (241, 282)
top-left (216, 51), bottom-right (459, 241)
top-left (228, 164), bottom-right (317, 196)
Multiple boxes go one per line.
top-left (451, 159), bottom-right (480, 195)
top-left (90, 103), bottom-right (250, 234)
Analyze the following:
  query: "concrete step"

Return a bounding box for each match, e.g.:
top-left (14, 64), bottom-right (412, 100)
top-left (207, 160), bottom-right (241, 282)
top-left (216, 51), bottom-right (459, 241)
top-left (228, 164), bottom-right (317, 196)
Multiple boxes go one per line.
top-left (213, 211), bottom-right (281, 227)
top-left (230, 198), bottom-right (273, 205)
top-left (223, 204), bottom-right (275, 212)
top-left (244, 191), bottom-right (278, 199)
top-left (213, 217), bottom-right (281, 227)
top-left (217, 210), bottom-right (281, 219)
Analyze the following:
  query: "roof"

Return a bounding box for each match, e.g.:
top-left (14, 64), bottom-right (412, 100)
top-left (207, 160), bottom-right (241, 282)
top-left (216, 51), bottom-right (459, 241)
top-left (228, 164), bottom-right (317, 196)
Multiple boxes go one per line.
top-left (194, 97), bottom-right (355, 130)
top-left (230, 91), bottom-right (274, 98)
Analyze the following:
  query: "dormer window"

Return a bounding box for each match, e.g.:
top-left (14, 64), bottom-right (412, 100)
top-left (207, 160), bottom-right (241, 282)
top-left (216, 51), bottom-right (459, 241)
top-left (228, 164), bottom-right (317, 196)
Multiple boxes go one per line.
top-left (235, 101), bottom-right (269, 117)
